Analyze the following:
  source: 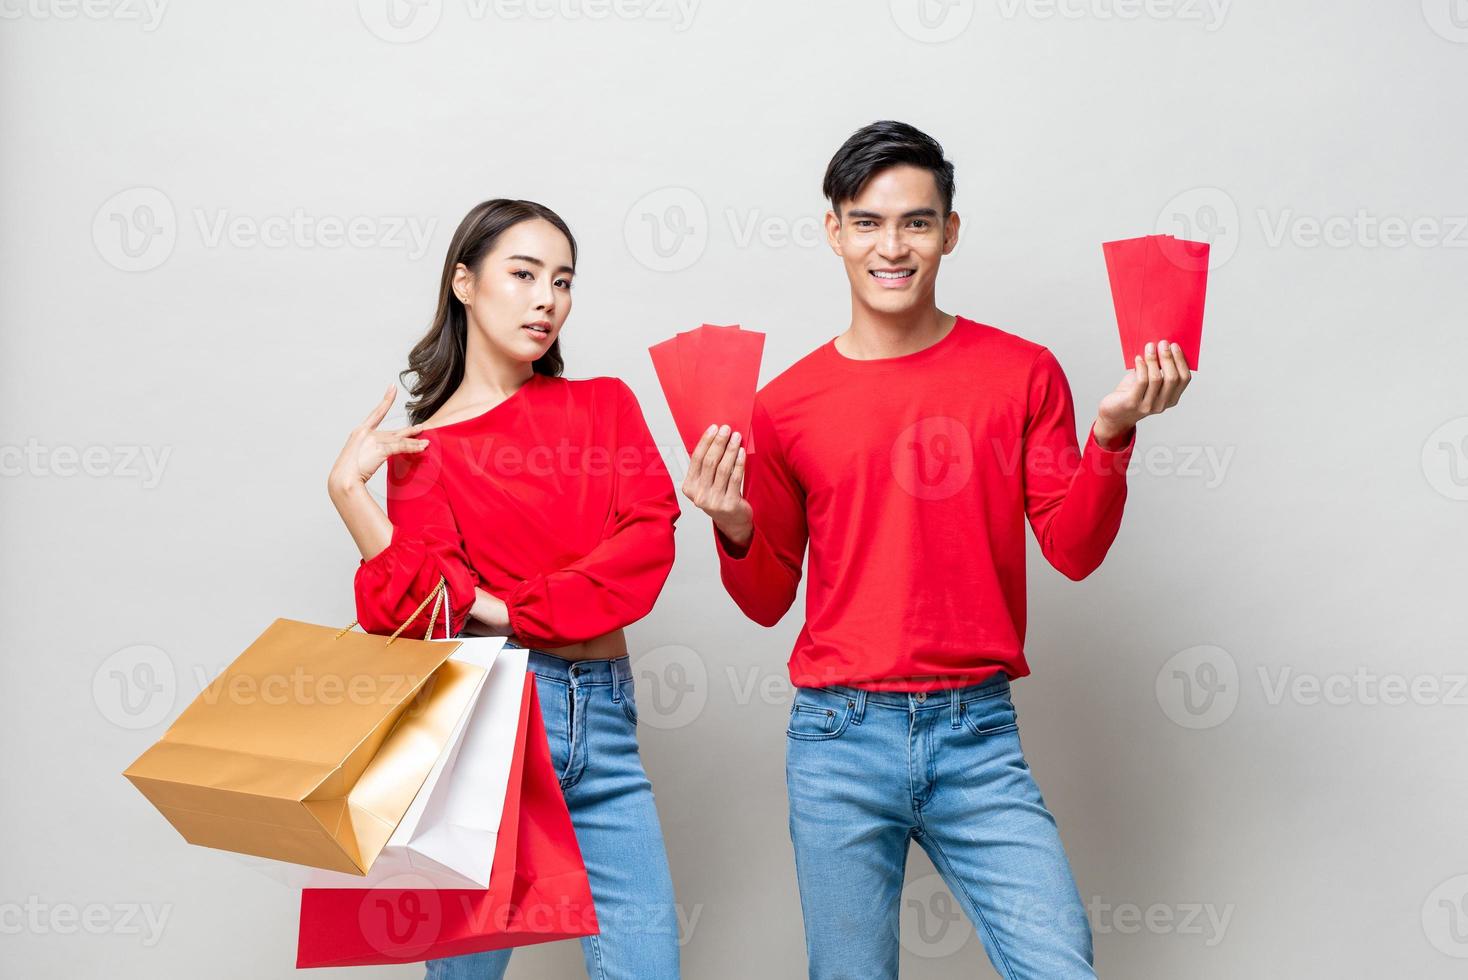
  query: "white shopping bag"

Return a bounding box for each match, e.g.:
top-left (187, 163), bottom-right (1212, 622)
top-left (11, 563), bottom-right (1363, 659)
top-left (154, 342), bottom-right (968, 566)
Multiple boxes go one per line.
top-left (305, 635), bottom-right (530, 889)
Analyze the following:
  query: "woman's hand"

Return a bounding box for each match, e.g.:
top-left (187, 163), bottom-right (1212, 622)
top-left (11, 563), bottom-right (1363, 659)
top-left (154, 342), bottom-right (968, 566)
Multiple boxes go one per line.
top-left (465, 588), bottom-right (513, 636)
top-left (328, 384), bottom-right (431, 499)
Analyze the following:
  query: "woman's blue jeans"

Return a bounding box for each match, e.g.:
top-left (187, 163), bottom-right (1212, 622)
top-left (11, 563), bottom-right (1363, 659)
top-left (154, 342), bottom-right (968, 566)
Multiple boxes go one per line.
top-left (425, 646), bottom-right (680, 979)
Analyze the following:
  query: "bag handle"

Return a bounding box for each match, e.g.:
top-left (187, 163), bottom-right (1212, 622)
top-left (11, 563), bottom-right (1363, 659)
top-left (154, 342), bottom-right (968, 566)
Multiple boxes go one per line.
top-left (334, 575), bottom-right (452, 646)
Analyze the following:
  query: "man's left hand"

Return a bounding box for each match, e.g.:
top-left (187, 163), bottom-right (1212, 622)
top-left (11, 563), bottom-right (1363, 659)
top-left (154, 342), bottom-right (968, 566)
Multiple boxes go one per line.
top-left (1094, 338), bottom-right (1193, 447)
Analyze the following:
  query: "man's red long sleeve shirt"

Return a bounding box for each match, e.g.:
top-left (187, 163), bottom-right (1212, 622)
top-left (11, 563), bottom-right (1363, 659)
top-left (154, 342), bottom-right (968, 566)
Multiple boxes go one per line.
top-left (715, 317), bottom-right (1137, 691)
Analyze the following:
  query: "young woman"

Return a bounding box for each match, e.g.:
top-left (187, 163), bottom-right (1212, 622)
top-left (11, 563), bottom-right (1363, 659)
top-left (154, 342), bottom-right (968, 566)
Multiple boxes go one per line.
top-left (326, 199), bottom-right (683, 980)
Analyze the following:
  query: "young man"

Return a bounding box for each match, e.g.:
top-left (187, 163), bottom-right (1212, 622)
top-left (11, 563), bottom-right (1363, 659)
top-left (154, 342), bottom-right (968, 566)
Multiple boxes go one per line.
top-left (680, 121), bottom-right (1191, 979)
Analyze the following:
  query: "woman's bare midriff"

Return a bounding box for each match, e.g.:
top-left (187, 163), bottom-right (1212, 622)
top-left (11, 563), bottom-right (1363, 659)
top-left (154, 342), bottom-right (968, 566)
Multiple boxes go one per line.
top-left (535, 628), bottom-right (628, 662)
top-left (461, 622), bottom-right (628, 662)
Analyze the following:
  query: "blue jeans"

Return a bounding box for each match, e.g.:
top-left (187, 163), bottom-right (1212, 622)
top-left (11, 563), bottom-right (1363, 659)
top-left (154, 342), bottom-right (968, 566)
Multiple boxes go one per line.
top-left (425, 646), bottom-right (680, 980)
top-left (785, 673), bottom-right (1095, 979)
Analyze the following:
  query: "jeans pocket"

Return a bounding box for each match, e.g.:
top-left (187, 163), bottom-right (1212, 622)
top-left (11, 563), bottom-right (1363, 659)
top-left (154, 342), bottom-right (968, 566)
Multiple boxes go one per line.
top-left (786, 688), bottom-right (856, 740)
top-left (959, 690), bottom-right (1018, 737)
top-left (619, 679), bottom-right (639, 726)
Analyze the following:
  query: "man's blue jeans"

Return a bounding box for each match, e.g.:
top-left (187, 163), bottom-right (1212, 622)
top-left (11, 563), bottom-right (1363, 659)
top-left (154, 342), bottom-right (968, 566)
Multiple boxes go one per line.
top-left (785, 673), bottom-right (1095, 979)
top-left (425, 647), bottom-right (680, 980)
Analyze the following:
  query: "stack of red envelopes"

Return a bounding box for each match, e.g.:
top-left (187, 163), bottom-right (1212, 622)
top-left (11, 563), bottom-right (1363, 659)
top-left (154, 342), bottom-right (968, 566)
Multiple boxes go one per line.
top-left (1102, 234), bottom-right (1209, 370)
top-left (648, 324), bottom-right (765, 454)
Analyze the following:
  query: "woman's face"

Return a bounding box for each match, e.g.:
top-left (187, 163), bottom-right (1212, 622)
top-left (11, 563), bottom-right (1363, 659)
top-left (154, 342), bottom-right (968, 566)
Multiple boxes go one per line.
top-left (453, 217), bottom-right (574, 365)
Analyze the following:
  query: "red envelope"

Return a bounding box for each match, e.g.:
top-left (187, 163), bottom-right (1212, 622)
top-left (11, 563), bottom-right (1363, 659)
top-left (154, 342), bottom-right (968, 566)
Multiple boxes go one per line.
top-left (649, 336), bottom-right (700, 455)
top-left (690, 325), bottom-right (763, 452)
top-left (648, 323), bottom-right (764, 455)
top-left (675, 328), bottom-right (702, 415)
top-left (1103, 234), bottom-right (1208, 370)
top-left (1102, 236), bottom-right (1148, 368)
top-left (295, 678), bottom-right (597, 968)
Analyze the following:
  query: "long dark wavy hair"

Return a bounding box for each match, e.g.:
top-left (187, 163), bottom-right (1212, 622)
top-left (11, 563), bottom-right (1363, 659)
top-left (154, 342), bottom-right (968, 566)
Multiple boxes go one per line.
top-left (402, 199), bottom-right (576, 426)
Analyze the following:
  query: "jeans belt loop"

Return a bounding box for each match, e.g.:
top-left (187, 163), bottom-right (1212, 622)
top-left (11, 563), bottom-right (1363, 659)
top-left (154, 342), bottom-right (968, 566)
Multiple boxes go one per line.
top-left (611, 660), bottom-right (624, 703)
top-left (950, 688), bottom-right (961, 729)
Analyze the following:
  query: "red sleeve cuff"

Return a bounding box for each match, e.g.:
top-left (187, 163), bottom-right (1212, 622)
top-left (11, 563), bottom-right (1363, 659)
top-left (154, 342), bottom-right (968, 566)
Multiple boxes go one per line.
top-left (713, 523), bottom-right (754, 561)
top-left (357, 521), bottom-right (418, 574)
top-left (504, 578), bottom-right (539, 646)
top-left (1085, 423), bottom-right (1137, 466)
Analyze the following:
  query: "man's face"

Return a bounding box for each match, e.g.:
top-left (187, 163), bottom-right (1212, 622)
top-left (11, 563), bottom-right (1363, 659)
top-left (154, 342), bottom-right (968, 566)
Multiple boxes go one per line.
top-left (825, 164), bottom-right (960, 319)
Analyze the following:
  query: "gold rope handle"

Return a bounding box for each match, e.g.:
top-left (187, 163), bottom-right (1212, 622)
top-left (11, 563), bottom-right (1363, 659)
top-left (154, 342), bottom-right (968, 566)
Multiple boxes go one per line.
top-left (334, 575), bottom-right (449, 646)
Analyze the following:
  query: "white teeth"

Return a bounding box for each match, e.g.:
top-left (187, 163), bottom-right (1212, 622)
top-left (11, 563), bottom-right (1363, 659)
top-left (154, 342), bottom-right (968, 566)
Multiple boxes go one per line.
top-left (872, 270), bottom-right (912, 279)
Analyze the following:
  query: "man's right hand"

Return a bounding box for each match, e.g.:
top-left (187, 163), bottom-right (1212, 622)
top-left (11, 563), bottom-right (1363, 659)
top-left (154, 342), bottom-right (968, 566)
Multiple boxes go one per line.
top-left (680, 423), bottom-right (753, 549)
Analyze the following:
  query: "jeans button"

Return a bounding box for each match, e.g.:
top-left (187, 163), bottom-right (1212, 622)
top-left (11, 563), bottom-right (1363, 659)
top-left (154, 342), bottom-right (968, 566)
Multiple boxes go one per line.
top-left (915, 692), bottom-right (927, 703)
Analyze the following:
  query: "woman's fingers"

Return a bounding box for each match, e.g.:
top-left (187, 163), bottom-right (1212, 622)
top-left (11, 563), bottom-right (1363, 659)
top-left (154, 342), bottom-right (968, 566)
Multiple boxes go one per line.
top-left (383, 436), bottom-right (429, 457)
top-left (359, 384), bottom-right (396, 430)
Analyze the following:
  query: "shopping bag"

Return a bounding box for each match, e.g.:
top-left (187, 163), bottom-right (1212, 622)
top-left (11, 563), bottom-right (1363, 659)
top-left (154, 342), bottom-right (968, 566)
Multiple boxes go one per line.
top-left (650, 322), bottom-right (765, 453)
top-left (123, 578), bottom-right (485, 875)
top-left (1103, 234), bottom-right (1209, 370)
top-left (296, 674), bottom-right (598, 966)
top-left (306, 639), bottom-right (528, 889)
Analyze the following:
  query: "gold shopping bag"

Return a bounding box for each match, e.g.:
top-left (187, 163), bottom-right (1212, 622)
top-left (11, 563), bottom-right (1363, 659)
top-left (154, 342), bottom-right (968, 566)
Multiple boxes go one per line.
top-left (123, 578), bottom-right (486, 875)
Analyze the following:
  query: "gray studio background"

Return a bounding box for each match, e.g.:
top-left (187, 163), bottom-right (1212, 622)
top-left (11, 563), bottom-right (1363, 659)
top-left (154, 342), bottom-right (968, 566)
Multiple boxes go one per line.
top-left (3, 2), bottom-right (1466, 977)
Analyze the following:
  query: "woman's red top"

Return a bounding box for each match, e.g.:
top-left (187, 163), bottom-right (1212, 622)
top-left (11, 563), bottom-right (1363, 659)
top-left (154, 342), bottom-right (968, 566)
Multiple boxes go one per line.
top-left (353, 373), bottom-right (680, 647)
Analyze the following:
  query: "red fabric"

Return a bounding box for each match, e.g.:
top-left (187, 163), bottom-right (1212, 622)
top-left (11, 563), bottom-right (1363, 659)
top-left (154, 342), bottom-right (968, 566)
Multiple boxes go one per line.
top-left (296, 677), bottom-right (598, 967)
top-left (714, 317), bottom-right (1137, 691)
top-left (353, 375), bottom-right (680, 648)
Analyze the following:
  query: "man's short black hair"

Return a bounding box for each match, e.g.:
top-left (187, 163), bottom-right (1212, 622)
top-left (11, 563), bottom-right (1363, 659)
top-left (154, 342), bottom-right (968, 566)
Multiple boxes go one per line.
top-left (822, 120), bottom-right (956, 216)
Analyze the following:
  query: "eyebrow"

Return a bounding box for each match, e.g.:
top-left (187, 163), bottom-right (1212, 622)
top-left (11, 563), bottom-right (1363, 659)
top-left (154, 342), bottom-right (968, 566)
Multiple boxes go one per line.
top-left (844, 208), bottom-right (941, 220)
top-left (506, 254), bottom-right (576, 276)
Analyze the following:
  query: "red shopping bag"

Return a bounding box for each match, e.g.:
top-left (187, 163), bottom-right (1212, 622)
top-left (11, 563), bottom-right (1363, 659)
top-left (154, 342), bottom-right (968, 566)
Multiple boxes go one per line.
top-left (295, 677), bottom-right (597, 967)
top-left (1102, 234), bottom-right (1208, 370)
